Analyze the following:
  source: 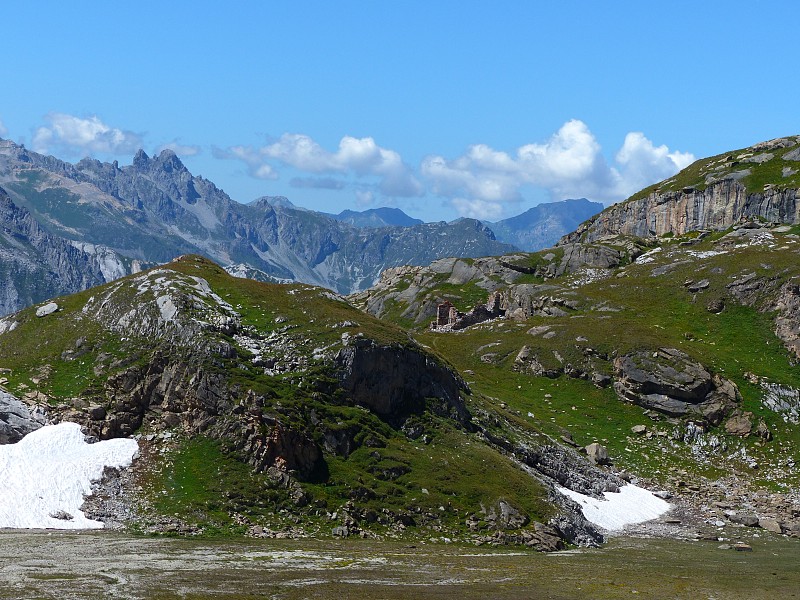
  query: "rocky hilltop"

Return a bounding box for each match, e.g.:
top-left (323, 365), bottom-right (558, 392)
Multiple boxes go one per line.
top-left (563, 136), bottom-right (800, 243)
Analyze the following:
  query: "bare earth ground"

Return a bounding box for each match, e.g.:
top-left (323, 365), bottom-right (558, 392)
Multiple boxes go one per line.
top-left (0, 531), bottom-right (798, 599)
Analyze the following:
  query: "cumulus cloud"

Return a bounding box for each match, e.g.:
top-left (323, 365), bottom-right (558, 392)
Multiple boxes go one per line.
top-left (451, 198), bottom-right (504, 221)
top-left (614, 132), bottom-right (695, 196)
top-left (422, 120), bottom-right (694, 217)
top-left (218, 134), bottom-right (423, 198)
top-left (32, 113), bottom-right (143, 156)
top-left (155, 140), bottom-right (201, 157)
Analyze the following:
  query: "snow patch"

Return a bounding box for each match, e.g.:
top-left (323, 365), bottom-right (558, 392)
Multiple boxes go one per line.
top-left (634, 247), bottom-right (662, 264)
top-left (0, 422), bottom-right (138, 529)
top-left (558, 484), bottom-right (670, 531)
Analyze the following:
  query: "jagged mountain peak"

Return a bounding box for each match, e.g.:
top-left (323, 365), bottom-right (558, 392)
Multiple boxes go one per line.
top-left (131, 147), bottom-right (187, 174)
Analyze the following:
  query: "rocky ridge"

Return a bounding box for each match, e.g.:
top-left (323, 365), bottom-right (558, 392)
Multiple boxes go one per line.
top-left (350, 218), bottom-right (800, 540)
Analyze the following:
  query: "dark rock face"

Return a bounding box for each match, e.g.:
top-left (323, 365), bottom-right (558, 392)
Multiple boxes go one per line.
top-left (613, 348), bottom-right (740, 424)
top-left (335, 339), bottom-right (470, 427)
top-left (0, 390), bottom-right (47, 444)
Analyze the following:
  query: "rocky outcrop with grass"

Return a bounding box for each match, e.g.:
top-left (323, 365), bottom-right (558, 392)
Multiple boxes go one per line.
top-left (562, 136), bottom-right (800, 243)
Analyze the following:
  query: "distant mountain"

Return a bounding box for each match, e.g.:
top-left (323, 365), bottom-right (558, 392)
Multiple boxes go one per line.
top-left (486, 199), bottom-right (603, 251)
top-left (0, 139), bottom-right (516, 314)
top-left (330, 207), bottom-right (423, 228)
top-left (0, 186), bottom-right (140, 316)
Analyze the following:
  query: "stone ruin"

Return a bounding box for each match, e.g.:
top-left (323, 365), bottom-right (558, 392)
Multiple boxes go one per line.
top-left (431, 291), bottom-right (505, 331)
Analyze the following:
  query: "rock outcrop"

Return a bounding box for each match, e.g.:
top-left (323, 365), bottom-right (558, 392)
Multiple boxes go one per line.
top-left (565, 181), bottom-right (800, 243)
top-left (613, 348), bottom-right (740, 424)
top-left (335, 338), bottom-right (470, 427)
top-left (0, 390), bottom-right (48, 444)
top-left (561, 136), bottom-right (800, 243)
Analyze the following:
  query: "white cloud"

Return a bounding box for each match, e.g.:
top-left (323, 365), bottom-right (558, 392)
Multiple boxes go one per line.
top-left (0, 119), bottom-right (7, 137)
top-left (156, 140), bottom-right (201, 157)
top-left (32, 113), bottom-right (143, 156)
top-left (216, 121), bottom-right (693, 219)
top-left (219, 133), bottom-right (423, 197)
top-left (614, 132), bottom-right (695, 196)
top-left (422, 120), bottom-right (694, 215)
top-left (451, 198), bottom-right (504, 221)
top-left (354, 189), bottom-right (375, 207)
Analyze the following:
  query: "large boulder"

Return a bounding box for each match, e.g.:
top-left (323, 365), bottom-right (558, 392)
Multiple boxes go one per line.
top-left (613, 348), bottom-right (739, 424)
top-left (0, 391), bottom-right (48, 444)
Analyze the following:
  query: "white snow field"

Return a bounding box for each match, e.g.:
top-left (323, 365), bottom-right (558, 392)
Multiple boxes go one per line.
top-left (558, 484), bottom-right (671, 531)
top-left (0, 422), bottom-right (138, 529)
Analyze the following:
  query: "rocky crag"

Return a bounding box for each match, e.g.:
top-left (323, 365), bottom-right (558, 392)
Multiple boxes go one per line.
top-left (0, 187), bottom-right (131, 316)
top-left (563, 136), bottom-right (800, 243)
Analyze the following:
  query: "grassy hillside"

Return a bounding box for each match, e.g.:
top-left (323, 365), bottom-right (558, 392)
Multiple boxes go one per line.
top-left (354, 226), bottom-right (800, 498)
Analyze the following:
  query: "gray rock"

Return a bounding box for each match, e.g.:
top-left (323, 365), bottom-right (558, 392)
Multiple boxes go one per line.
top-left (49, 510), bottom-right (74, 521)
top-left (686, 279), bottom-right (710, 292)
top-left (631, 425), bottom-right (647, 435)
top-left (612, 348), bottom-right (739, 423)
top-left (0, 390), bottom-right (48, 444)
top-left (35, 302), bottom-right (59, 317)
top-left (728, 513), bottom-right (759, 527)
top-left (724, 413), bottom-right (753, 437)
top-left (758, 518), bottom-right (783, 534)
top-left (88, 405), bottom-right (106, 420)
top-left (585, 442), bottom-right (610, 465)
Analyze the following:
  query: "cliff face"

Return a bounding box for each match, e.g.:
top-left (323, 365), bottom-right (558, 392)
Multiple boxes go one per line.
top-left (565, 181), bottom-right (800, 243)
top-left (562, 135), bottom-right (800, 243)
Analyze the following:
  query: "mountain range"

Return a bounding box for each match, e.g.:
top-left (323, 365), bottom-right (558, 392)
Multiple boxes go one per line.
top-left (0, 138), bottom-right (600, 316)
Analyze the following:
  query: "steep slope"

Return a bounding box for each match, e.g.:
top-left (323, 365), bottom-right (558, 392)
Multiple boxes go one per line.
top-left (0, 139), bottom-right (515, 303)
top-left (0, 255), bottom-right (610, 547)
top-left (488, 198), bottom-right (603, 251)
top-left (0, 186), bottom-right (132, 316)
top-left (564, 136), bottom-right (800, 243)
top-left (352, 223), bottom-right (800, 536)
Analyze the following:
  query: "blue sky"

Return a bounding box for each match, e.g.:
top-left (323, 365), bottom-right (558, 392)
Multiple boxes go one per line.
top-left (2, 1), bottom-right (798, 222)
